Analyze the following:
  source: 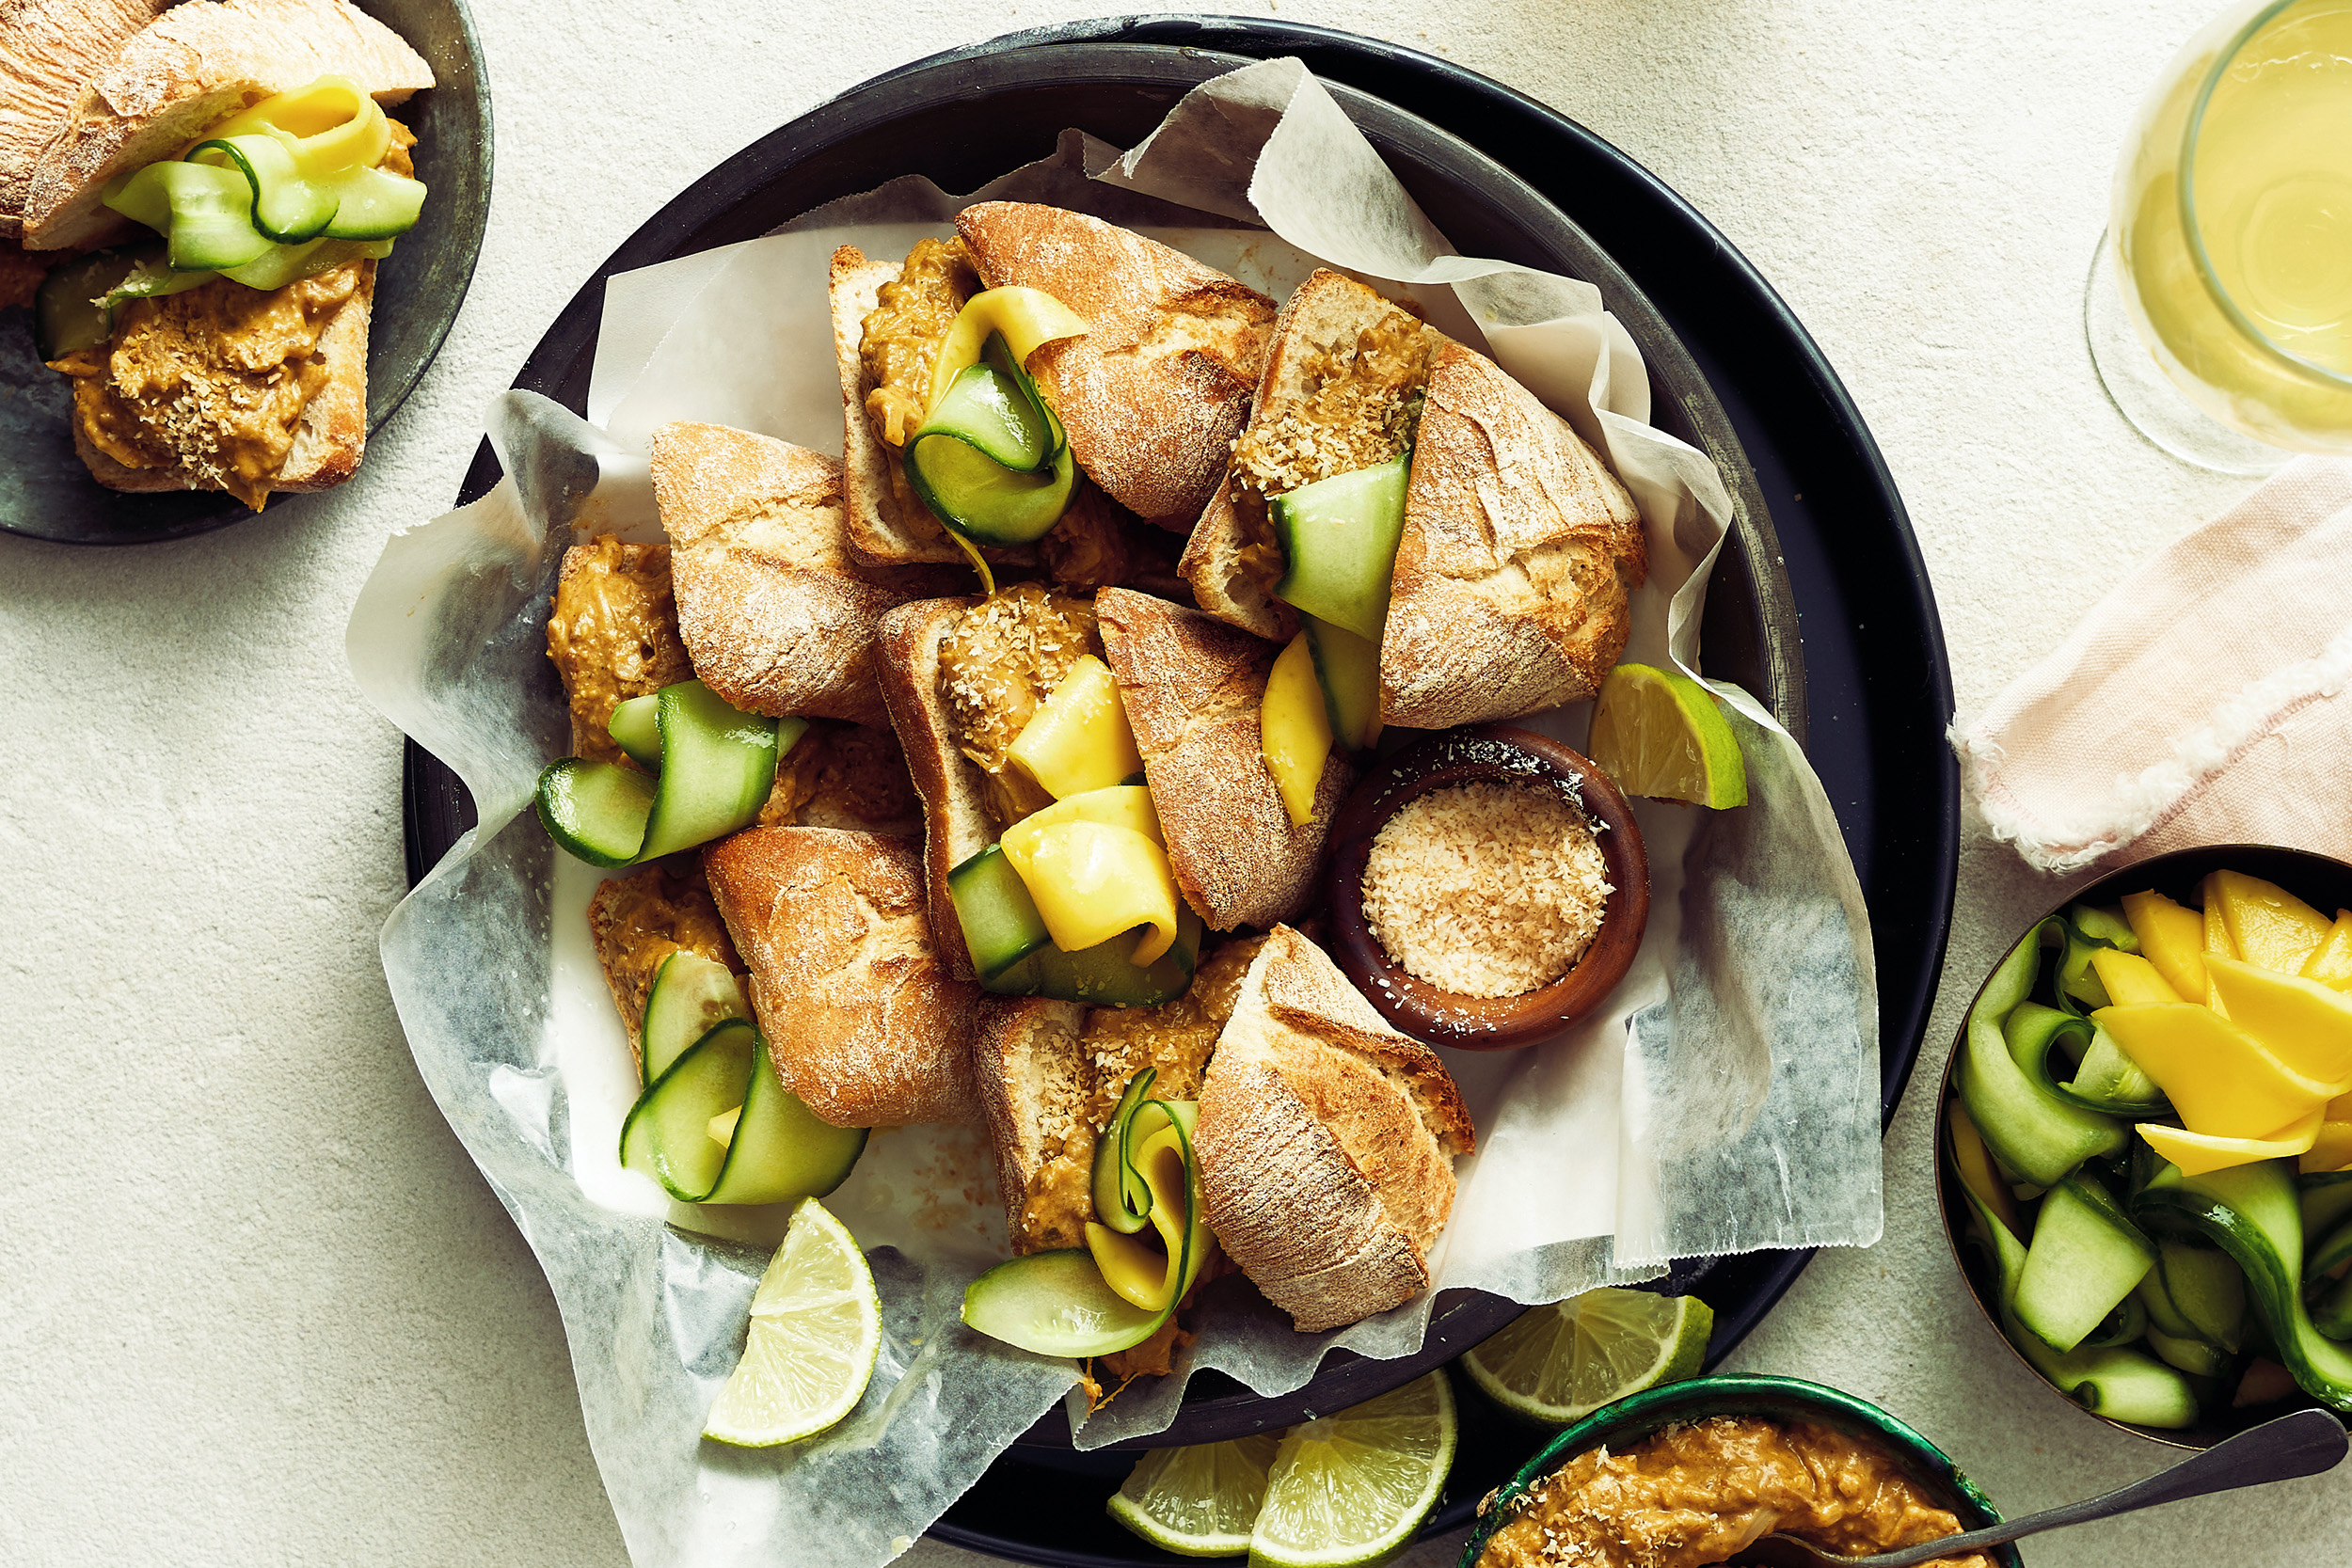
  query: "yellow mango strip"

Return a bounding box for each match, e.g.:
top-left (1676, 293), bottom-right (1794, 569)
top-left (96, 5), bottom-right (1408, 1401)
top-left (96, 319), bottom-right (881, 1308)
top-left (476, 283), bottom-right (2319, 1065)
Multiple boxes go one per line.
top-left (2122, 890), bottom-right (2210, 1000)
top-left (2201, 875), bottom-right (2239, 962)
top-left (209, 75), bottom-right (390, 172)
top-left (2090, 948), bottom-right (2182, 1006)
top-left (1261, 631), bottom-right (1331, 828)
top-left (2205, 956), bottom-right (2352, 1088)
top-left (1086, 1117), bottom-right (1189, 1310)
top-left (2213, 870), bottom-right (2333, 974)
top-left (1008, 655), bottom-right (1145, 800)
top-left (2092, 1003), bottom-right (2334, 1137)
top-left (2303, 1121), bottom-right (2352, 1175)
top-left (1946, 1100), bottom-right (2018, 1234)
top-left (1000, 817), bottom-right (1180, 964)
top-left (2330, 1091), bottom-right (2352, 1120)
top-left (2139, 1110), bottom-right (2323, 1177)
top-left (1013, 783), bottom-right (1162, 843)
top-left (925, 287), bottom-right (1090, 416)
top-left (2302, 911), bottom-right (2352, 990)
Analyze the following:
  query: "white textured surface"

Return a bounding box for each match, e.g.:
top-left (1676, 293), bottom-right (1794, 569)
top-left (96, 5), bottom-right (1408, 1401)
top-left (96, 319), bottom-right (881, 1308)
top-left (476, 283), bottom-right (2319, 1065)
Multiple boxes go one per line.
top-left (0, 2), bottom-right (2334, 1563)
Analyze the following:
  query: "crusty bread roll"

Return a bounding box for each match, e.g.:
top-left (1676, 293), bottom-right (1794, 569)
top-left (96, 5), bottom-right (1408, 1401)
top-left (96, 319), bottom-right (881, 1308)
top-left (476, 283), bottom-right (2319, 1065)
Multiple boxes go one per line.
top-left (829, 245), bottom-right (969, 567)
top-left (703, 825), bottom-right (980, 1128)
top-left (0, 0), bottom-right (169, 238)
top-left (870, 594), bottom-right (995, 983)
top-left (1378, 342), bottom-right (1647, 727)
top-left (545, 535), bottom-right (698, 765)
top-left (1181, 270), bottom-right (1450, 641)
top-left (22, 0), bottom-right (434, 250)
top-left (1195, 926), bottom-right (1473, 1333)
top-left (955, 201), bottom-right (1275, 530)
top-left (648, 420), bottom-right (962, 730)
top-left (1095, 587), bottom-right (1349, 933)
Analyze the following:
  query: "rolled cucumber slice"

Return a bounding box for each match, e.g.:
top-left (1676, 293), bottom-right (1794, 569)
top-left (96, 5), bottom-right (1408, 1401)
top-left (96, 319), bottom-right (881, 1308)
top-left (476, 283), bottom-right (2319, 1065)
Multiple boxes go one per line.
top-left (640, 950), bottom-right (749, 1085)
top-left (983, 904), bottom-right (1203, 1007)
top-left (1956, 925), bottom-right (2126, 1185)
top-left (535, 757), bottom-right (656, 867)
top-left (609, 693), bottom-right (663, 768)
top-left (637, 681), bottom-right (779, 860)
top-left (1304, 614), bottom-right (1382, 752)
top-left (621, 1021), bottom-right (762, 1203)
top-left (700, 1045), bottom-right (867, 1208)
top-left (961, 1249), bottom-right (1169, 1356)
top-left (2303, 1171), bottom-right (2352, 1242)
top-left (2159, 1240), bottom-right (2247, 1352)
top-left (30, 244), bottom-right (215, 358)
top-left (103, 159), bottom-right (275, 270)
top-left (2013, 1172), bottom-right (2157, 1353)
top-left (2073, 904), bottom-right (2142, 955)
top-left (2146, 1324), bottom-right (2229, 1376)
top-left (1090, 1068), bottom-right (1162, 1237)
top-left (1268, 455), bottom-right (1410, 643)
top-left (190, 135), bottom-right (338, 244)
top-left (947, 845), bottom-right (1055, 981)
top-left (321, 163), bottom-right (428, 241)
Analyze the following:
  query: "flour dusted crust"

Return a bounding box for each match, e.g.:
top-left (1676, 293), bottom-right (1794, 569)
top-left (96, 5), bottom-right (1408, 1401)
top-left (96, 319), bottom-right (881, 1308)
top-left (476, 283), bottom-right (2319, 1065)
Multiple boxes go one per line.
top-left (870, 595), bottom-right (995, 983)
top-left (648, 420), bottom-right (962, 729)
top-left (1095, 587), bottom-right (1349, 932)
top-left (23, 0), bottom-right (434, 250)
top-left (0, 0), bottom-right (170, 237)
top-left (955, 201), bottom-right (1275, 529)
top-left (71, 257), bottom-right (373, 497)
top-left (1195, 927), bottom-right (1472, 1333)
top-left (1378, 341), bottom-right (1647, 727)
top-left (703, 825), bottom-right (981, 1128)
top-left (970, 996), bottom-right (1091, 1252)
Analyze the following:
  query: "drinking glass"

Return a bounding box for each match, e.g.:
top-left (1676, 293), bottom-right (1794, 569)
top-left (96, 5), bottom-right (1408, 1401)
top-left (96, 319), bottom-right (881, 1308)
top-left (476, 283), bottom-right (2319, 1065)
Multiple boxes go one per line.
top-left (2087, 0), bottom-right (2352, 474)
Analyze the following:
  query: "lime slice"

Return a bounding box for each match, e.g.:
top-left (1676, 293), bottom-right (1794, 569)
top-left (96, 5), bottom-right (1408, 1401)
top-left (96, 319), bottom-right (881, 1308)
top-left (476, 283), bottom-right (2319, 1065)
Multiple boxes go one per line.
top-left (1585, 663), bottom-right (1748, 808)
top-left (1108, 1433), bottom-right (1283, 1557)
top-left (702, 1197), bottom-right (882, 1447)
top-left (1248, 1371), bottom-right (1456, 1568)
top-left (1461, 1288), bottom-right (1712, 1428)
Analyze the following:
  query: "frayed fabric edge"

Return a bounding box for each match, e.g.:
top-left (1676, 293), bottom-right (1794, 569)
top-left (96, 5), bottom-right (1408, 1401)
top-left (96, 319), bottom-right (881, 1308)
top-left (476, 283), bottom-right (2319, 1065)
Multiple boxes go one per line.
top-left (1953, 620), bottom-right (2352, 874)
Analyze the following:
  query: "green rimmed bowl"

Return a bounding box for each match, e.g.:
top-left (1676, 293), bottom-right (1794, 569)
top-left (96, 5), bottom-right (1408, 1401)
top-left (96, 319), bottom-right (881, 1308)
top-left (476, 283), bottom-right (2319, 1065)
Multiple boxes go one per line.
top-left (1454, 1374), bottom-right (2019, 1568)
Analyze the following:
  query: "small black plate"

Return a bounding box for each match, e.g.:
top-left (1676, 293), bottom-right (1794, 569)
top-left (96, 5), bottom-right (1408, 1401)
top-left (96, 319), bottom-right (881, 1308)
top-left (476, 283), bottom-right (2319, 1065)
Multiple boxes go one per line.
top-left (0, 0), bottom-right (493, 546)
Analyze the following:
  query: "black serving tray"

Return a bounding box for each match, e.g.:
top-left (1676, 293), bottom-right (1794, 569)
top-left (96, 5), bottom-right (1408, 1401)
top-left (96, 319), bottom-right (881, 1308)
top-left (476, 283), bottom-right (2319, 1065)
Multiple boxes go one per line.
top-left (395, 19), bottom-right (1958, 1565)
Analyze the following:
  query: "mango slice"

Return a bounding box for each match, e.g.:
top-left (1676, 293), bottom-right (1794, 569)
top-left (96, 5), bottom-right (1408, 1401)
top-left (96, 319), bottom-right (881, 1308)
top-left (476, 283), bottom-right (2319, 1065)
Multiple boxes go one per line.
top-left (2092, 1002), bottom-right (2334, 1137)
top-left (1260, 631), bottom-right (1332, 829)
top-left (1000, 818), bottom-right (1181, 965)
top-left (2090, 948), bottom-right (2183, 1006)
top-left (2204, 956), bottom-right (2352, 1087)
top-left (2302, 912), bottom-right (2352, 990)
top-left (2123, 891), bottom-right (2210, 1001)
top-left (2213, 870), bottom-right (2333, 975)
top-left (1012, 783), bottom-right (1163, 844)
top-left (1947, 1100), bottom-right (2019, 1234)
top-left (2303, 1121), bottom-right (2352, 1175)
top-left (2139, 1111), bottom-right (2323, 1177)
top-left (2202, 875), bottom-right (2240, 962)
top-left (1009, 655), bottom-right (1146, 801)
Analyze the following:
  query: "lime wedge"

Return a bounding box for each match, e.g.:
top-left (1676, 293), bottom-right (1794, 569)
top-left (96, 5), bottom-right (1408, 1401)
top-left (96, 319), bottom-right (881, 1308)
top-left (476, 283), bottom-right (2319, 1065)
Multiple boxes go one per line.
top-left (702, 1197), bottom-right (882, 1447)
top-left (1585, 663), bottom-right (1748, 808)
top-left (1461, 1288), bottom-right (1712, 1428)
top-left (1248, 1372), bottom-right (1456, 1568)
top-left (1109, 1433), bottom-right (1283, 1557)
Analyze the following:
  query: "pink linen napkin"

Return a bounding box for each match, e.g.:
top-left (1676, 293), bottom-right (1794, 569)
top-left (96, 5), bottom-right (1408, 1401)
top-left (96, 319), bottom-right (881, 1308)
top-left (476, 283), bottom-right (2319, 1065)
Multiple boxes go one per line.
top-left (1953, 458), bottom-right (2352, 874)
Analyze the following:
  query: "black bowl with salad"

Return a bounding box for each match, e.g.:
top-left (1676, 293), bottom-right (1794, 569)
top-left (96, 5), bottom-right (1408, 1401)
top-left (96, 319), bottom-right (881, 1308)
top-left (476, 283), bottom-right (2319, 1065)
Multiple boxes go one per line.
top-left (1937, 843), bottom-right (2352, 1448)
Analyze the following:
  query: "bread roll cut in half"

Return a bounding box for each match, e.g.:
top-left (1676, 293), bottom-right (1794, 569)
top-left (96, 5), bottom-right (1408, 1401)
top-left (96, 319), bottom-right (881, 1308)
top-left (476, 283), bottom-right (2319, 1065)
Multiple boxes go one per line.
top-left (703, 826), bottom-right (980, 1128)
top-left (829, 242), bottom-right (979, 567)
top-left (1379, 342), bottom-right (1647, 727)
top-left (1195, 927), bottom-right (1474, 1333)
top-left (21, 0), bottom-right (434, 250)
top-left (955, 202), bottom-right (1277, 530)
top-left (0, 0), bottom-right (169, 238)
top-left (649, 420), bottom-right (963, 730)
top-left (1182, 269), bottom-right (1452, 641)
top-left (1096, 587), bottom-right (1350, 933)
top-left (871, 594), bottom-right (994, 982)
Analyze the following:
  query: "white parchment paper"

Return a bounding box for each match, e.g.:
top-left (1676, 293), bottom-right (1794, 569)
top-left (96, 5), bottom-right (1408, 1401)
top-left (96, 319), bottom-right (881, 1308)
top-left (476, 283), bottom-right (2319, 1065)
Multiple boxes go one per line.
top-left (348, 59), bottom-right (1880, 1568)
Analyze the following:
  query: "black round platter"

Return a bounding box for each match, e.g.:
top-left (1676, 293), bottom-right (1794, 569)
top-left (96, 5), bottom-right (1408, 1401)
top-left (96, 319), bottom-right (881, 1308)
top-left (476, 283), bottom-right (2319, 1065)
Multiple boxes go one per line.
top-left (395, 18), bottom-right (1959, 1566)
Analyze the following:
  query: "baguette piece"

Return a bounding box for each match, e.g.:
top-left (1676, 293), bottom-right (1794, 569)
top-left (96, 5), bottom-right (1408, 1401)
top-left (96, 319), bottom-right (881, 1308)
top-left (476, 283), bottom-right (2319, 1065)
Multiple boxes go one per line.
top-left (830, 244), bottom-right (967, 566)
top-left (1195, 926), bottom-right (1473, 1333)
top-left (649, 420), bottom-right (962, 729)
top-left (872, 594), bottom-right (995, 982)
top-left (1378, 342), bottom-right (1647, 727)
top-left (704, 826), bottom-right (980, 1128)
top-left (0, 0), bottom-right (170, 238)
top-left (956, 201), bottom-right (1276, 530)
top-left (1180, 270), bottom-right (1450, 640)
top-left (1096, 587), bottom-right (1349, 932)
top-left (22, 0), bottom-right (434, 250)
top-left (545, 535), bottom-right (697, 765)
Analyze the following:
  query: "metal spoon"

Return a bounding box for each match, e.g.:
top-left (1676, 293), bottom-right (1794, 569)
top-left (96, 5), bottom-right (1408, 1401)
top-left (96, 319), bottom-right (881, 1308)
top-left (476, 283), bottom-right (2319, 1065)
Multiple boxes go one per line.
top-left (1729, 1407), bottom-right (2346, 1567)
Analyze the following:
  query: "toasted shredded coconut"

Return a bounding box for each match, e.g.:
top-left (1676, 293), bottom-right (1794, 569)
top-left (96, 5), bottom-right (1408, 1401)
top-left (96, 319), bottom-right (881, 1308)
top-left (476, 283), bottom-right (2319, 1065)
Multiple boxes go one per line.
top-left (1360, 781), bottom-right (1610, 997)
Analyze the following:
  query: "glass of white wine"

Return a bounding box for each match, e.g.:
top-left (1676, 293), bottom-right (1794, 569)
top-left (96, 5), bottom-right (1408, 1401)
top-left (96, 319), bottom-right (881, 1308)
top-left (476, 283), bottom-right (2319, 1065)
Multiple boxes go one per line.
top-left (2087, 0), bottom-right (2352, 473)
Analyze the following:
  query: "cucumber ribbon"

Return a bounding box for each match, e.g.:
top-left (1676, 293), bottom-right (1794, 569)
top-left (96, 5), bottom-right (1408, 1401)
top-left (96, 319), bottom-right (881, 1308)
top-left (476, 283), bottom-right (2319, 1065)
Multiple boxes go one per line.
top-left (905, 332), bottom-right (1076, 570)
top-left (961, 1069), bottom-right (1211, 1357)
top-left (533, 680), bottom-right (806, 867)
top-left (619, 1014), bottom-right (868, 1208)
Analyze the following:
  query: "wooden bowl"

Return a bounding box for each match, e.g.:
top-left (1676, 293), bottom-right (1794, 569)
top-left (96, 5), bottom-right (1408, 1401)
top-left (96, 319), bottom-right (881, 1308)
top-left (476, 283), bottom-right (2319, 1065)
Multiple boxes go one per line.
top-left (1323, 724), bottom-right (1649, 1050)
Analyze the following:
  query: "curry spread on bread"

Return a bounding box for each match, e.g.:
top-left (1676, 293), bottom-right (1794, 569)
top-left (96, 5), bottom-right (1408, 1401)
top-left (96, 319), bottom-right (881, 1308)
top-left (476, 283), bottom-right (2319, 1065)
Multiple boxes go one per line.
top-left (861, 235), bottom-right (979, 449)
top-left (1476, 1418), bottom-right (1993, 1568)
top-left (587, 864), bottom-right (743, 1042)
top-left (546, 537), bottom-right (699, 765)
top-left (937, 580), bottom-right (1103, 828)
top-left (763, 719), bottom-right (923, 833)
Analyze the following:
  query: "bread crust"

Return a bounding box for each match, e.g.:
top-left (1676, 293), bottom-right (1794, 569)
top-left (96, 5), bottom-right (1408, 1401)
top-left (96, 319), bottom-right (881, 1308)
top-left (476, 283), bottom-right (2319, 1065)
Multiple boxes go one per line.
top-left (871, 595), bottom-right (996, 982)
top-left (829, 245), bottom-right (964, 566)
top-left (956, 201), bottom-right (1274, 529)
top-left (703, 825), bottom-right (981, 1128)
top-left (1195, 927), bottom-right (1472, 1333)
top-left (970, 995), bottom-right (1090, 1251)
top-left (1095, 587), bottom-right (1349, 932)
top-left (1379, 342), bottom-right (1647, 727)
top-left (0, 0), bottom-right (169, 237)
top-left (648, 420), bottom-right (962, 729)
top-left (23, 0), bottom-right (434, 250)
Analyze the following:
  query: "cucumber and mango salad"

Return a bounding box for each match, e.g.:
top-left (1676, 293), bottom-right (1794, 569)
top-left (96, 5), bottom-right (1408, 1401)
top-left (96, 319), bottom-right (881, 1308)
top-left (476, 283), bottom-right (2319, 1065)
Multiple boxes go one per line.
top-left (35, 75), bottom-right (429, 359)
top-left (961, 1066), bottom-right (1213, 1358)
top-left (1947, 870), bottom-right (2352, 1426)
